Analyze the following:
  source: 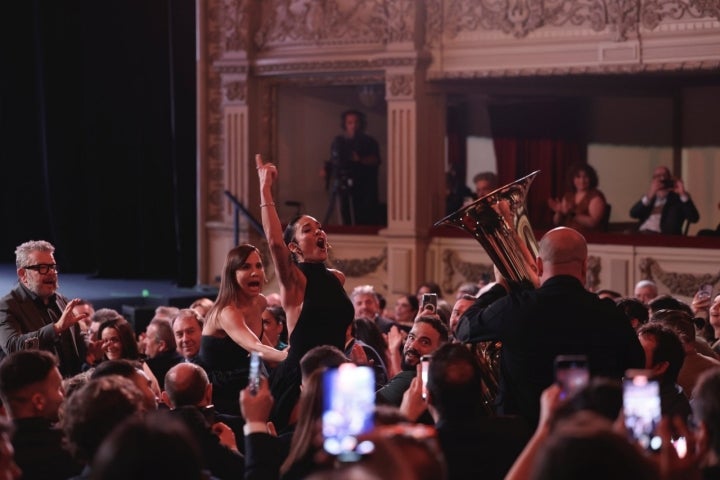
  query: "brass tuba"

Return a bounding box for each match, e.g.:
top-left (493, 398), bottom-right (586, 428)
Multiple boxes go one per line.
top-left (434, 170), bottom-right (540, 287)
top-left (434, 170), bottom-right (541, 415)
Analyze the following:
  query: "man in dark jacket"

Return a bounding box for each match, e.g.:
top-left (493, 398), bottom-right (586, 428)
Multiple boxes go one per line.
top-left (457, 227), bottom-right (645, 428)
top-left (629, 166), bottom-right (699, 234)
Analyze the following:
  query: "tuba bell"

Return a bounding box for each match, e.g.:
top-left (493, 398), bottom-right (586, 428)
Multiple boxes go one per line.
top-left (434, 170), bottom-right (541, 415)
top-left (434, 170), bottom-right (541, 287)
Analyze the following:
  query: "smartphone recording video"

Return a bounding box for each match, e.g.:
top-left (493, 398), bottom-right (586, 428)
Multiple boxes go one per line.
top-left (421, 293), bottom-right (438, 313)
top-left (623, 370), bottom-right (662, 452)
top-left (554, 354), bottom-right (589, 400)
top-left (248, 351), bottom-right (261, 396)
top-left (421, 355), bottom-right (431, 400)
top-left (322, 364), bottom-right (375, 460)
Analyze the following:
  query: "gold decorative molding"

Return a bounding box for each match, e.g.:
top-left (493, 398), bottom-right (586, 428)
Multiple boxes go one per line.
top-left (639, 257), bottom-right (720, 297)
top-left (253, 57), bottom-right (420, 76)
top-left (386, 1), bottom-right (416, 43)
top-left (224, 80), bottom-right (247, 102)
top-left (387, 74), bottom-right (414, 98)
top-left (441, 249), bottom-right (494, 295)
top-left (221, 0), bottom-right (252, 53)
top-left (327, 249), bottom-right (387, 278)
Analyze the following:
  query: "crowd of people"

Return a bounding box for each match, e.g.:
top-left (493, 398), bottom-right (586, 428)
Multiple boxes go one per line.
top-left (0, 158), bottom-right (718, 479)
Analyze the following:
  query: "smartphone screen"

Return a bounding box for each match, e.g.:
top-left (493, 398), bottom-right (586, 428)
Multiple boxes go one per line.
top-left (554, 354), bottom-right (589, 400)
top-left (421, 355), bottom-right (431, 399)
top-left (623, 371), bottom-right (662, 452)
top-left (421, 293), bottom-right (438, 313)
top-left (322, 364), bottom-right (375, 460)
top-left (248, 351), bottom-right (261, 396)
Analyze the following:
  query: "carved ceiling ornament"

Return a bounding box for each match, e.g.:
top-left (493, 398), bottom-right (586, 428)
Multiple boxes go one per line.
top-left (386, 0), bottom-right (416, 42)
top-left (443, 0), bottom-right (720, 41)
top-left (254, 0), bottom-right (388, 48)
top-left (639, 257), bottom-right (720, 297)
top-left (221, 0), bottom-right (252, 53)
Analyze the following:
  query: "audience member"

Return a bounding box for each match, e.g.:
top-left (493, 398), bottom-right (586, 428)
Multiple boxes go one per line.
top-left (83, 309), bottom-right (122, 368)
top-left (352, 317), bottom-right (391, 376)
top-left (548, 162), bottom-right (608, 232)
top-left (636, 323), bottom-right (691, 418)
top-left (691, 367), bottom-right (720, 479)
top-left (0, 418), bottom-right (21, 480)
top-left (596, 289), bottom-right (622, 300)
top-left (634, 279), bottom-right (658, 305)
top-left (188, 297), bottom-right (214, 319)
top-left (455, 282), bottom-right (480, 299)
top-left (90, 359), bottom-right (159, 411)
top-left (144, 318), bottom-right (183, 390)
top-left (377, 316), bottom-right (448, 408)
top-left (616, 297), bottom-right (650, 330)
top-left (650, 309), bottom-right (720, 399)
top-left (351, 285), bottom-right (395, 334)
top-left (90, 412), bottom-right (205, 480)
top-left (0, 240), bottom-right (88, 377)
top-left (425, 343), bottom-right (531, 480)
top-left (171, 308), bottom-right (203, 362)
top-left (97, 317), bottom-right (141, 362)
top-left (0, 350), bottom-right (82, 479)
top-left (71, 300), bottom-right (94, 335)
top-left (258, 154), bottom-right (355, 434)
top-left (261, 305), bottom-right (288, 351)
top-left (630, 165), bottom-right (699, 234)
top-left (393, 294), bottom-right (419, 331)
top-left (416, 281), bottom-right (443, 301)
top-left (198, 244), bottom-right (286, 416)
top-left (456, 227), bottom-right (645, 427)
top-left (161, 363), bottom-right (245, 479)
top-left (473, 171), bottom-right (498, 198)
top-left (710, 293), bottom-right (720, 354)
top-left (449, 294), bottom-right (475, 338)
top-left (345, 319), bottom-right (389, 389)
top-left (62, 376), bottom-right (146, 476)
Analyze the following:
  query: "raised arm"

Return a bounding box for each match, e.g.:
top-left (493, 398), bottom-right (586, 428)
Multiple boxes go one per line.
top-left (255, 154), bottom-right (305, 309)
top-left (219, 305), bottom-right (287, 364)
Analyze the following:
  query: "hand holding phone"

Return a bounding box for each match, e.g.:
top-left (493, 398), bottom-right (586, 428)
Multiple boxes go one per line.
top-left (554, 355), bottom-right (589, 400)
top-left (623, 370), bottom-right (662, 452)
top-left (249, 351), bottom-right (262, 396)
top-left (421, 293), bottom-right (438, 314)
top-left (421, 355), bottom-right (431, 400)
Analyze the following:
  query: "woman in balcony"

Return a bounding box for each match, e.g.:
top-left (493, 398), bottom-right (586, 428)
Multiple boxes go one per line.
top-left (548, 162), bottom-right (608, 232)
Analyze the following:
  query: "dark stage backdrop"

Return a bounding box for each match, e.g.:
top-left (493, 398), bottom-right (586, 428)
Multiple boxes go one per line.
top-left (1, 0), bottom-right (197, 286)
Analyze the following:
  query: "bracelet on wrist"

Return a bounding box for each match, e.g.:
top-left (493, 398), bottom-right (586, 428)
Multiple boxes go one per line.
top-left (260, 202), bottom-right (275, 208)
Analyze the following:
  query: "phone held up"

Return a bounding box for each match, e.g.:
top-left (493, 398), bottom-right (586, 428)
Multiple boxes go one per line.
top-left (421, 293), bottom-right (438, 314)
top-left (623, 369), bottom-right (662, 453)
top-left (421, 355), bottom-right (432, 400)
top-left (554, 355), bottom-right (589, 400)
top-left (248, 351), bottom-right (262, 396)
top-left (322, 364), bottom-right (376, 461)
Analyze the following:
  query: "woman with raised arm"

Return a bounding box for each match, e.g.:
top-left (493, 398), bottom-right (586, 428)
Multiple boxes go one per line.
top-left (256, 154), bottom-right (354, 433)
top-left (198, 244), bottom-right (287, 415)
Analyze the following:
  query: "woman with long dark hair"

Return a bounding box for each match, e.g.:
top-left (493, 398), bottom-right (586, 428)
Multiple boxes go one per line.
top-left (548, 162), bottom-right (608, 232)
top-left (256, 154), bottom-right (354, 433)
top-left (198, 244), bottom-right (287, 415)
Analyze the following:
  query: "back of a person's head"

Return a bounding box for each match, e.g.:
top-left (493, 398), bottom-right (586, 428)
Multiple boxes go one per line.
top-left (637, 323), bottom-right (685, 383)
top-left (91, 359), bottom-right (141, 380)
top-left (552, 377), bottom-right (623, 428)
top-left (530, 414), bottom-right (656, 480)
top-left (648, 295), bottom-right (692, 317)
top-left (163, 363), bottom-right (208, 408)
top-left (650, 309), bottom-right (696, 344)
top-left (62, 371), bottom-right (92, 401)
top-left (0, 350), bottom-right (57, 401)
top-left (90, 411), bottom-right (204, 480)
top-left (300, 345), bottom-right (348, 380)
top-left (147, 318), bottom-right (177, 351)
top-left (281, 369), bottom-right (326, 475)
top-left (91, 308), bottom-right (123, 325)
top-left (62, 376), bottom-right (145, 463)
top-left (426, 343), bottom-right (484, 419)
top-left (616, 297), bottom-right (649, 327)
top-left (691, 367), bottom-right (720, 457)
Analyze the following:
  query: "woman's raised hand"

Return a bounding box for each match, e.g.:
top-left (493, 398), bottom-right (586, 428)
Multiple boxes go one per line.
top-left (256, 154), bottom-right (277, 189)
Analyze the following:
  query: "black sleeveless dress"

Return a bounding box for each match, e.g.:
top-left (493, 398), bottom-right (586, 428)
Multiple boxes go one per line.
top-left (198, 335), bottom-right (250, 415)
top-left (269, 262), bottom-right (354, 432)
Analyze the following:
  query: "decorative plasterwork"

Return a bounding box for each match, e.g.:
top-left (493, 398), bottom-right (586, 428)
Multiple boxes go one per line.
top-left (253, 56), bottom-right (422, 76)
top-left (386, 0), bottom-right (416, 43)
top-left (254, 0), bottom-right (388, 48)
top-left (221, 0), bottom-right (252, 53)
top-left (441, 249), bottom-right (494, 295)
top-left (639, 257), bottom-right (720, 297)
top-left (441, 0), bottom-right (720, 41)
top-left (224, 80), bottom-right (247, 103)
top-left (587, 255), bottom-right (601, 292)
top-left (327, 249), bottom-right (388, 277)
top-left (387, 74), bottom-right (414, 99)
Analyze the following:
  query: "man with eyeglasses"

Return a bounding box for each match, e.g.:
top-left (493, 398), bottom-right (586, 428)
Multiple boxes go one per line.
top-left (0, 240), bottom-right (88, 377)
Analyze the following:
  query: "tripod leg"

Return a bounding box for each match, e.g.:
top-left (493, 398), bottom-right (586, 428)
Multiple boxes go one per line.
top-left (323, 188), bottom-right (338, 226)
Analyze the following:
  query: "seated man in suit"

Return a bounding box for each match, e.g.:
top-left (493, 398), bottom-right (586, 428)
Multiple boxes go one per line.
top-left (629, 166), bottom-right (699, 234)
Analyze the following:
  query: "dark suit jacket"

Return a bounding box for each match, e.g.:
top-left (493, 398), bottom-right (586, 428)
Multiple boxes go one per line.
top-left (0, 283), bottom-right (85, 377)
top-left (146, 349), bottom-right (184, 389)
top-left (629, 191), bottom-right (700, 234)
top-left (12, 417), bottom-right (83, 480)
top-left (457, 275), bottom-right (645, 427)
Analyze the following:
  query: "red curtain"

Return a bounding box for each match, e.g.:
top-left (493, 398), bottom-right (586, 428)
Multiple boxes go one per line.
top-left (494, 137), bottom-right (585, 228)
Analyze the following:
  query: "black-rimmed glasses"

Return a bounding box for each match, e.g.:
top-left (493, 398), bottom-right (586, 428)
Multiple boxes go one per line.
top-left (24, 264), bottom-right (58, 274)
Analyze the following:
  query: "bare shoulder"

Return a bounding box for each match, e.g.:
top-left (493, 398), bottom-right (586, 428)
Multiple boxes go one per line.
top-left (329, 268), bottom-right (346, 285)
